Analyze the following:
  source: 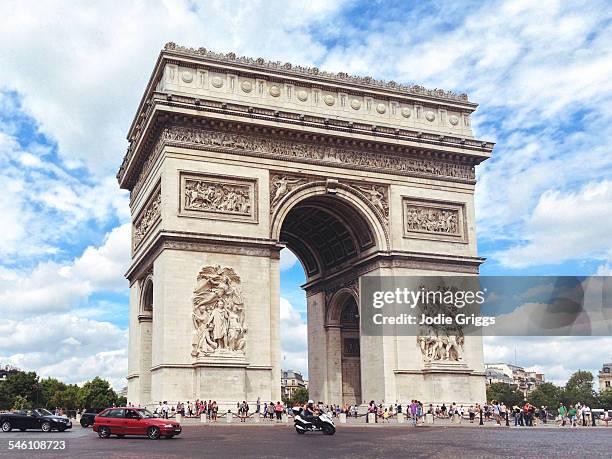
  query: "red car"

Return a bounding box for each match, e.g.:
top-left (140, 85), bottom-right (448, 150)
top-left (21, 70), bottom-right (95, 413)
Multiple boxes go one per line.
top-left (93, 407), bottom-right (181, 440)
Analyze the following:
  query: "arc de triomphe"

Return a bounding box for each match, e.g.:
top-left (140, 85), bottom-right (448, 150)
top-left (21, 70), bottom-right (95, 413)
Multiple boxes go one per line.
top-left (118, 43), bottom-right (493, 408)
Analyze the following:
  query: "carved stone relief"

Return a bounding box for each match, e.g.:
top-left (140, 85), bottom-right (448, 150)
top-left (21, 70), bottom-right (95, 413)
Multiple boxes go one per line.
top-left (191, 265), bottom-right (247, 359)
top-left (416, 286), bottom-right (465, 363)
top-left (350, 183), bottom-right (389, 220)
top-left (180, 172), bottom-right (257, 223)
top-left (269, 173), bottom-right (309, 212)
top-left (133, 185), bottom-right (161, 250)
top-left (402, 197), bottom-right (466, 243)
top-left (160, 126), bottom-right (475, 182)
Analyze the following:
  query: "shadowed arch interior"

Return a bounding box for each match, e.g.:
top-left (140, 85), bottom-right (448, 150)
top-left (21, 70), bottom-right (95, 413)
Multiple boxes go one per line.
top-left (279, 196), bottom-right (376, 279)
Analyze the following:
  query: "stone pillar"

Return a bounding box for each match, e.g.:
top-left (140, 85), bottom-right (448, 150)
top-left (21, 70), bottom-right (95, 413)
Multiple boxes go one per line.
top-left (307, 292), bottom-right (327, 403)
top-left (325, 326), bottom-right (342, 404)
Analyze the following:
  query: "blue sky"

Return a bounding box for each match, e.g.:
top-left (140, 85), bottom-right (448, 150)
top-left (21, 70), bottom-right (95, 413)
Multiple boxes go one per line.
top-left (0, 0), bottom-right (611, 389)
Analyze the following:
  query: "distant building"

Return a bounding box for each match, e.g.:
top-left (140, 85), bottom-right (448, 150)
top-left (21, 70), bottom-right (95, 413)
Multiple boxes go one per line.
top-left (0, 365), bottom-right (20, 382)
top-left (281, 370), bottom-right (306, 399)
top-left (118, 386), bottom-right (128, 397)
top-left (485, 367), bottom-right (513, 385)
top-left (599, 363), bottom-right (612, 391)
top-left (484, 363), bottom-right (544, 395)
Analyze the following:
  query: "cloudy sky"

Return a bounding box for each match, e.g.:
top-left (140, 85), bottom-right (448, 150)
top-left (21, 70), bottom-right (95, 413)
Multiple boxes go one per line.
top-left (0, 0), bottom-right (610, 390)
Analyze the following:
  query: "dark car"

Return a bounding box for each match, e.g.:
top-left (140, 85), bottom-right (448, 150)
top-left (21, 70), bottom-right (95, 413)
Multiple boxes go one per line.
top-left (0, 409), bottom-right (72, 432)
top-left (80, 408), bottom-right (105, 427)
top-left (93, 407), bottom-right (181, 439)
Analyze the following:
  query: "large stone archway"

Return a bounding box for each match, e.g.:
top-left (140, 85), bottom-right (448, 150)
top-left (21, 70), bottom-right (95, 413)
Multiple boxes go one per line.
top-left (119, 43), bottom-right (493, 409)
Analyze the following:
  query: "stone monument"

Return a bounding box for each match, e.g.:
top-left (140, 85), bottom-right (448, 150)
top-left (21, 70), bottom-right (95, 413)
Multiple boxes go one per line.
top-left (118, 43), bottom-right (493, 409)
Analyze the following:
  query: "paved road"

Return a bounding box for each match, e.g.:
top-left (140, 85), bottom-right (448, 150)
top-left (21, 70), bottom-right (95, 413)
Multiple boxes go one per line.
top-left (0, 424), bottom-right (610, 458)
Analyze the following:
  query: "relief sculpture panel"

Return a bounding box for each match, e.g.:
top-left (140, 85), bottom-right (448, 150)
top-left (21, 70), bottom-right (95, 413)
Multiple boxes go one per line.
top-left (402, 197), bottom-right (466, 243)
top-left (191, 265), bottom-right (247, 360)
top-left (180, 172), bottom-right (257, 223)
top-left (133, 184), bottom-right (161, 251)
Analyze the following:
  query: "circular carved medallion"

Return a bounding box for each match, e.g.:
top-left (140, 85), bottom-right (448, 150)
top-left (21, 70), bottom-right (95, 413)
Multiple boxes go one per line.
top-left (241, 80), bottom-right (253, 93)
top-left (211, 76), bottom-right (224, 88)
top-left (425, 111), bottom-right (436, 122)
top-left (401, 107), bottom-right (411, 118)
top-left (269, 85), bottom-right (281, 97)
top-left (323, 94), bottom-right (335, 106)
top-left (181, 71), bottom-right (193, 83)
top-left (297, 90), bottom-right (308, 101)
top-left (350, 99), bottom-right (361, 110)
top-left (449, 115), bottom-right (459, 126)
top-left (376, 103), bottom-right (387, 114)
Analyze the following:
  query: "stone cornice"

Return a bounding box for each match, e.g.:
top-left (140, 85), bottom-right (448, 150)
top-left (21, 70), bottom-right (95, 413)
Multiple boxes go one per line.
top-left (125, 229), bottom-right (283, 283)
top-left (118, 99), bottom-right (493, 191)
top-left (162, 42), bottom-right (473, 104)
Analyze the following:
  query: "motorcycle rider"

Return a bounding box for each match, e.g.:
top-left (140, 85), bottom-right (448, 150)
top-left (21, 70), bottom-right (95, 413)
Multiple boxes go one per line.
top-left (302, 400), bottom-right (319, 426)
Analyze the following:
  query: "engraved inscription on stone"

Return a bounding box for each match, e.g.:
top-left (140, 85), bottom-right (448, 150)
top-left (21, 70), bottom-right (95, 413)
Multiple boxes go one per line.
top-left (180, 172), bottom-right (257, 222)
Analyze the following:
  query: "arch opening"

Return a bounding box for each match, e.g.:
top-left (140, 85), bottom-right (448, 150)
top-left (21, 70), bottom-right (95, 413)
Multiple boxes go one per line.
top-left (278, 192), bottom-right (375, 406)
top-left (279, 195), bottom-right (377, 281)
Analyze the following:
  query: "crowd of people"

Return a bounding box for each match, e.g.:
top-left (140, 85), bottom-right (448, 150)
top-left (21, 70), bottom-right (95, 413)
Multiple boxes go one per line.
top-left (151, 398), bottom-right (288, 422)
top-left (142, 398), bottom-right (608, 427)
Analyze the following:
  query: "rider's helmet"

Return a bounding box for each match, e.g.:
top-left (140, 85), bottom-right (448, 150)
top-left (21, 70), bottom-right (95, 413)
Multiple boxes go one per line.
top-left (307, 399), bottom-right (314, 406)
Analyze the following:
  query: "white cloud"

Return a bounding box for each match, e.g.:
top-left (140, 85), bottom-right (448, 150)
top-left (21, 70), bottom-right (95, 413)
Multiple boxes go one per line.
top-left (0, 314), bottom-right (127, 389)
top-left (0, 129), bottom-right (130, 260)
top-left (0, 224), bottom-right (130, 317)
top-left (280, 248), bottom-right (299, 271)
top-left (0, 0), bottom-right (344, 177)
top-left (496, 180), bottom-right (612, 267)
top-left (280, 297), bottom-right (308, 376)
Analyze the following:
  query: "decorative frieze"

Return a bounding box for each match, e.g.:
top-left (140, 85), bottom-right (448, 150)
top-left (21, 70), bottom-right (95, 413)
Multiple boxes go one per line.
top-left (161, 126), bottom-right (475, 183)
top-left (402, 197), bottom-right (467, 243)
top-left (179, 172), bottom-right (257, 223)
top-left (133, 185), bottom-right (161, 250)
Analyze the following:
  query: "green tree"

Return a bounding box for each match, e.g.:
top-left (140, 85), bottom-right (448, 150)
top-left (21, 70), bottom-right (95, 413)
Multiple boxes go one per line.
top-left (562, 370), bottom-right (597, 407)
top-left (486, 383), bottom-right (524, 407)
top-left (527, 382), bottom-right (560, 409)
top-left (0, 371), bottom-right (39, 410)
top-left (291, 388), bottom-right (309, 405)
top-left (597, 389), bottom-right (612, 410)
top-left (40, 377), bottom-right (67, 408)
top-left (49, 385), bottom-right (81, 411)
top-left (78, 377), bottom-right (119, 410)
top-left (12, 395), bottom-right (29, 410)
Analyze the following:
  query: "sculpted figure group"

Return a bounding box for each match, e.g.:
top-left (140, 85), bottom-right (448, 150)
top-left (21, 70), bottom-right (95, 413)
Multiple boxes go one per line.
top-left (418, 332), bottom-right (464, 362)
top-left (405, 205), bottom-right (459, 234)
top-left (191, 265), bottom-right (247, 358)
top-left (185, 179), bottom-right (251, 215)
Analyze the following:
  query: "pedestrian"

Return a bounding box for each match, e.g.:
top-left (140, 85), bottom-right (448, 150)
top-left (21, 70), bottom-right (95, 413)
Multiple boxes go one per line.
top-left (568, 405), bottom-right (577, 427)
top-left (558, 403), bottom-right (568, 426)
top-left (267, 401), bottom-right (275, 420)
top-left (275, 401), bottom-right (283, 422)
